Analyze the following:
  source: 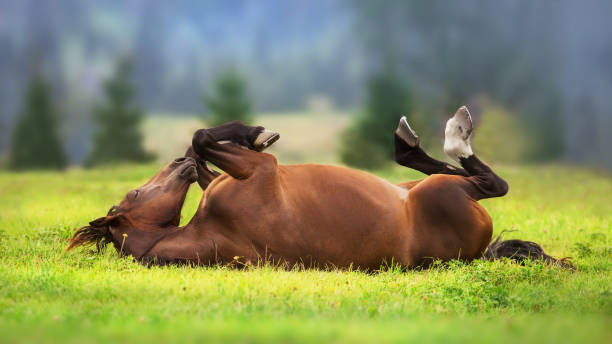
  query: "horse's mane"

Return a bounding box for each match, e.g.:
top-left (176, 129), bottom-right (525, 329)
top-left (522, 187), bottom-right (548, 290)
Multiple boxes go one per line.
top-left (66, 206), bottom-right (120, 253)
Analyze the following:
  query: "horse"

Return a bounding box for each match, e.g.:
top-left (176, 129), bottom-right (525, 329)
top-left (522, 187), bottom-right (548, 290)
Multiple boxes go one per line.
top-left (68, 106), bottom-right (569, 269)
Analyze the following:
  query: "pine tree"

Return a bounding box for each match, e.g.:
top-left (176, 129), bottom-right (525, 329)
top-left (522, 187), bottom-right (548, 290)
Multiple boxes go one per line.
top-left (205, 69), bottom-right (252, 125)
top-left (86, 58), bottom-right (153, 166)
top-left (10, 72), bottom-right (67, 170)
top-left (340, 70), bottom-right (413, 168)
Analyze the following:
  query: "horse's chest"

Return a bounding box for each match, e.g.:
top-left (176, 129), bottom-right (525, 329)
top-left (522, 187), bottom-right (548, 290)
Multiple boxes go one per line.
top-left (203, 180), bottom-right (280, 224)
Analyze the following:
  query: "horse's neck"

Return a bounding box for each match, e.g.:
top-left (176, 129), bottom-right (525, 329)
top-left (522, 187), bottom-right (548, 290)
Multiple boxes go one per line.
top-left (144, 223), bottom-right (215, 264)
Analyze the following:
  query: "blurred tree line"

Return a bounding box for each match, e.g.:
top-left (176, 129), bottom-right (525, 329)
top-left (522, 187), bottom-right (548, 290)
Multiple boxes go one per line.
top-left (9, 58), bottom-right (154, 169)
top-left (86, 59), bottom-right (153, 167)
top-left (8, 58), bottom-right (251, 170)
top-left (1, 0), bottom-right (611, 169)
top-left (9, 71), bottom-right (67, 170)
top-left (0, 1), bottom-right (361, 164)
top-left (340, 70), bottom-right (413, 169)
top-left (342, 0), bottom-right (570, 168)
top-left (204, 69), bottom-right (253, 126)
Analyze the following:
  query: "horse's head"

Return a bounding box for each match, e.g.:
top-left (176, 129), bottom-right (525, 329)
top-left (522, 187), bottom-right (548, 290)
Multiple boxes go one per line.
top-left (67, 157), bottom-right (198, 259)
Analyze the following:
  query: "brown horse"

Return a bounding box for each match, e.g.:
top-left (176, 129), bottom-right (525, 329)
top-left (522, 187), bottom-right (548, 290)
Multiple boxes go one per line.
top-left (68, 106), bottom-right (567, 269)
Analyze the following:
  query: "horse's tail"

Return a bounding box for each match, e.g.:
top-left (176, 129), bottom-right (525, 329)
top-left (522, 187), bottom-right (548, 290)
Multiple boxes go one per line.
top-left (482, 232), bottom-right (574, 269)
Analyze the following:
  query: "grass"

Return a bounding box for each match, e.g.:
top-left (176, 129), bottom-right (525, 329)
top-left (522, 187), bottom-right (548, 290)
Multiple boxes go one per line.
top-left (0, 111), bottom-right (610, 343)
top-left (0, 162), bottom-right (610, 343)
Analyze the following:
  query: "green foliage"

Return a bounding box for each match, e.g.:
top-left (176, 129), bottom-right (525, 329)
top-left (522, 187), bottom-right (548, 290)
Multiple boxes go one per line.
top-left (9, 72), bottom-right (67, 170)
top-left (495, 64), bottom-right (567, 162)
top-left (339, 122), bottom-right (389, 169)
top-left (350, 1), bottom-right (571, 162)
top-left (205, 69), bottom-right (252, 125)
top-left (340, 71), bottom-right (413, 168)
top-left (0, 164), bottom-right (611, 343)
top-left (86, 58), bottom-right (154, 167)
top-left (520, 88), bottom-right (565, 161)
top-left (473, 103), bottom-right (533, 164)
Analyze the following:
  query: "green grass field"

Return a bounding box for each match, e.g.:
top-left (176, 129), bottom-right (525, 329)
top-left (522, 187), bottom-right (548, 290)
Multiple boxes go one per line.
top-left (0, 114), bottom-right (611, 343)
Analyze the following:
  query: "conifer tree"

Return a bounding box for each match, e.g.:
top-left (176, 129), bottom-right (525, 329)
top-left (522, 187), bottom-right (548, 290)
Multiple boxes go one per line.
top-left (205, 69), bottom-right (252, 125)
top-left (87, 58), bottom-right (153, 166)
top-left (340, 70), bottom-right (413, 168)
top-left (10, 72), bottom-right (67, 170)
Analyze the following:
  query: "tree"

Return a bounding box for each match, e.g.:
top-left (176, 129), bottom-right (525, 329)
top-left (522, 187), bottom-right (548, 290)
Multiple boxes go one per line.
top-left (86, 58), bottom-right (153, 166)
top-left (10, 72), bottom-right (67, 170)
top-left (205, 69), bottom-right (252, 125)
top-left (348, 1), bottom-right (571, 163)
top-left (340, 70), bottom-right (413, 169)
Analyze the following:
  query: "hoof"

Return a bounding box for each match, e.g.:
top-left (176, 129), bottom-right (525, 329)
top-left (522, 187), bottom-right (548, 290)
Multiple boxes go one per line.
top-left (444, 106), bottom-right (474, 162)
top-left (395, 116), bottom-right (419, 147)
top-left (253, 129), bottom-right (280, 151)
top-left (450, 106), bottom-right (473, 140)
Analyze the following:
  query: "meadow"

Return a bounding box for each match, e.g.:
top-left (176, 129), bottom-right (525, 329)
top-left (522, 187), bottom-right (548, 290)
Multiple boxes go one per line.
top-left (0, 113), bottom-right (610, 343)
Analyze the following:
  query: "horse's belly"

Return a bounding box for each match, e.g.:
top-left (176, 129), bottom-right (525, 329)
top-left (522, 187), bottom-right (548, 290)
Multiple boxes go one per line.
top-left (254, 187), bottom-right (410, 268)
top-left (202, 164), bottom-right (414, 269)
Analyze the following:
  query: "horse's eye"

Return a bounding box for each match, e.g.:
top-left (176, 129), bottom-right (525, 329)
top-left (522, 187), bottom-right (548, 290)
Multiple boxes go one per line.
top-left (129, 190), bottom-right (139, 200)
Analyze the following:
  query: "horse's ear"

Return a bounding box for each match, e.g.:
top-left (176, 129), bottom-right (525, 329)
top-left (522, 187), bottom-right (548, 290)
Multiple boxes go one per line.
top-left (67, 214), bottom-right (122, 252)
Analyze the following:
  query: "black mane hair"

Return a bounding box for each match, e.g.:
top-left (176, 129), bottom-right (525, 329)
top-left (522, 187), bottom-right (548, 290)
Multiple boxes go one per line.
top-left (66, 206), bottom-right (120, 253)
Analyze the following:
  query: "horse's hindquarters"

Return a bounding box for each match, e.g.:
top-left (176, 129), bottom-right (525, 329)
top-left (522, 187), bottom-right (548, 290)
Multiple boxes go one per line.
top-left (405, 174), bottom-right (493, 265)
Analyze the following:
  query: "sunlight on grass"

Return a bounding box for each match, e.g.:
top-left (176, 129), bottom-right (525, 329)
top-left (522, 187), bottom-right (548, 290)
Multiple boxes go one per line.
top-left (0, 163), bottom-right (610, 343)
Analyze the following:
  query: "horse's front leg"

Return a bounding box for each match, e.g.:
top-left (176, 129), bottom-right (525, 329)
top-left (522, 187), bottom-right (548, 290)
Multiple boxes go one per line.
top-left (184, 146), bottom-right (221, 190)
top-left (190, 121), bottom-right (279, 180)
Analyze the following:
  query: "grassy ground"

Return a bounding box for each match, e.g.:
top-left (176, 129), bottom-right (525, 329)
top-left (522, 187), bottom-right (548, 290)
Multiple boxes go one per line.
top-left (0, 162), bottom-right (610, 343)
top-left (1, 113), bottom-right (611, 343)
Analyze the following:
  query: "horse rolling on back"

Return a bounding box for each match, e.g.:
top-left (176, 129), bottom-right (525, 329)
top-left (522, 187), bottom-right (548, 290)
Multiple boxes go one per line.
top-left (68, 106), bottom-right (570, 270)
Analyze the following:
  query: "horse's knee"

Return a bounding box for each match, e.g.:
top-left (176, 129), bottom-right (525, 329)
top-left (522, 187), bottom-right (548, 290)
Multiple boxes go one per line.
top-left (473, 175), bottom-right (509, 198)
top-left (495, 178), bottom-right (509, 197)
top-left (192, 129), bottom-right (214, 155)
top-left (192, 128), bottom-right (208, 145)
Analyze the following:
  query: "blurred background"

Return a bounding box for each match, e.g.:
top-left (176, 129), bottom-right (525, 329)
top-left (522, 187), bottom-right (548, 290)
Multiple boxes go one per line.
top-left (1, 0), bottom-right (611, 170)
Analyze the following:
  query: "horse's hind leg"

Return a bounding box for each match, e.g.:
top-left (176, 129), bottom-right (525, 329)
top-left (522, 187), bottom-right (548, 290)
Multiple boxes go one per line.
top-left (394, 116), bottom-right (469, 176)
top-left (443, 106), bottom-right (508, 200)
top-left (395, 107), bottom-right (508, 200)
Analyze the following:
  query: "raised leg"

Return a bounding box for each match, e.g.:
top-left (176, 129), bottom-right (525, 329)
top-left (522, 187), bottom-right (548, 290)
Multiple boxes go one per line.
top-left (195, 121), bottom-right (279, 152)
top-left (394, 116), bottom-right (469, 176)
top-left (395, 107), bottom-right (508, 200)
top-left (184, 147), bottom-right (221, 190)
top-left (444, 106), bottom-right (508, 200)
top-left (190, 121), bottom-right (279, 180)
